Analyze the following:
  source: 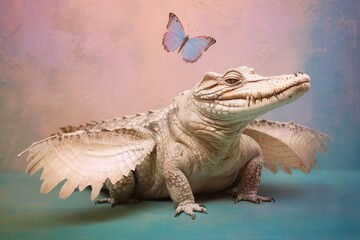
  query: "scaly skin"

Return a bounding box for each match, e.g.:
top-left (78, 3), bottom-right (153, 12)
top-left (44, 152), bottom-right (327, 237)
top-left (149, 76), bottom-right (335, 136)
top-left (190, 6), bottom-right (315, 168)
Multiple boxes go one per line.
top-left (20, 66), bottom-right (330, 219)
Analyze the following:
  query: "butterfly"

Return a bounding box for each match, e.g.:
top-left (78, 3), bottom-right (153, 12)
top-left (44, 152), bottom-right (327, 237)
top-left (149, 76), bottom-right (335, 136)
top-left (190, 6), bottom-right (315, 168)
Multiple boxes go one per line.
top-left (162, 12), bottom-right (216, 63)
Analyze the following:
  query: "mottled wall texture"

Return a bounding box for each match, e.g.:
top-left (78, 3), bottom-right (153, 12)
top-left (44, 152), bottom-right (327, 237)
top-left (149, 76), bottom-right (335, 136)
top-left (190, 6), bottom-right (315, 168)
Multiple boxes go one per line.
top-left (0, 0), bottom-right (359, 172)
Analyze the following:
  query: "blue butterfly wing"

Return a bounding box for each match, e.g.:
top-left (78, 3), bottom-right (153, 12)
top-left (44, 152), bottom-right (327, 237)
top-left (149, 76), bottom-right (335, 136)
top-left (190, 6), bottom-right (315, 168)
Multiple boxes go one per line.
top-left (162, 13), bottom-right (186, 52)
top-left (181, 36), bottom-right (216, 63)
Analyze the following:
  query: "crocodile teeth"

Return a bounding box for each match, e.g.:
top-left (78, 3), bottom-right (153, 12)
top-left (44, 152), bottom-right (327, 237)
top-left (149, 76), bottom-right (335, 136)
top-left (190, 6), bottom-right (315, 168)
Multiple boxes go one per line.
top-left (251, 96), bottom-right (256, 104)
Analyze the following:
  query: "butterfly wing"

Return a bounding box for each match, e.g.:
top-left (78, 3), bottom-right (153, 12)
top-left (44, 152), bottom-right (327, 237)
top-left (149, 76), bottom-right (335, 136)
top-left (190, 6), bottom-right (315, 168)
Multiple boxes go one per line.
top-left (162, 13), bottom-right (186, 52)
top-left (181, 36), bottom-right (216, 63)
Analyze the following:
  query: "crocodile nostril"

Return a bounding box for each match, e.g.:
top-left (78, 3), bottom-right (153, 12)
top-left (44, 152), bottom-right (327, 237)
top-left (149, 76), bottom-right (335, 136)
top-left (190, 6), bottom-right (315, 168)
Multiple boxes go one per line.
top-left (298, 71), bottom-right (303, 74)
top-left (294, 73), bottom-right (298, 77)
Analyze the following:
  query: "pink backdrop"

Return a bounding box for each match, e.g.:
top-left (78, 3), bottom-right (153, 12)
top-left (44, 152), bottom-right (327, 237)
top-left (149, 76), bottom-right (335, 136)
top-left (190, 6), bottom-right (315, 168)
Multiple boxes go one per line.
top-left (0, 1), bottom-right (339, 171)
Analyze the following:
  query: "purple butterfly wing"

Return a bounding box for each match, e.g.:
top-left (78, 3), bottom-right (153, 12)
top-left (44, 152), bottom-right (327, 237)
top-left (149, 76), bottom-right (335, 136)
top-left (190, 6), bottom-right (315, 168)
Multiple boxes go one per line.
top-left (181, 36), bottom-right (216, 63)
top-left (162, 13), bottom-right (186, 52)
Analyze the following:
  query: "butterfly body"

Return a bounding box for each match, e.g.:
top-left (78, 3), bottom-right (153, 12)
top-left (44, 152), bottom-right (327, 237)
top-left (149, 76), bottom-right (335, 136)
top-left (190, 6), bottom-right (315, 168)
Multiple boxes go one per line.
top-left (162, 13), bottom-right (216, 63)
top-left (178, 35), bottom-right (189, 53)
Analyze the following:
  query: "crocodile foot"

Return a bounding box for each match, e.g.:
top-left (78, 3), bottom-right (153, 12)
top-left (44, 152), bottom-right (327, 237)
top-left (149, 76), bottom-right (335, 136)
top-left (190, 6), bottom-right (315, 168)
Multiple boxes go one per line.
top-left (95, 198), bottom-right (138, 208)
top-left (233, 193), bottom-right (275, 204)
top-left (174, 202), bottom-right (207, 220)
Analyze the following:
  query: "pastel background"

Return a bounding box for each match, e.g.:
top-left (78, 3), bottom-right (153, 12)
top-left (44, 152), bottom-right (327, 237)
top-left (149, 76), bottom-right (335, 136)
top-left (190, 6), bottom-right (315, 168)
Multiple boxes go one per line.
top-left (1, 1), bottom-right (360, 239)
top-left (0, 0), bottom-right (359, 173)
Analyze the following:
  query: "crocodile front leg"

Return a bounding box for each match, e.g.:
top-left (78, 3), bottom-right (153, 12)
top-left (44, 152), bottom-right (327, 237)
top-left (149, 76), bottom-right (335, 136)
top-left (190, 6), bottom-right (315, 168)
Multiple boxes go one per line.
top-left (164, 165), bottom-right (206, 219)
top-left (232, 148), bottom-right (275, 204)
top-left (163, 144), bottom-right (207, 219)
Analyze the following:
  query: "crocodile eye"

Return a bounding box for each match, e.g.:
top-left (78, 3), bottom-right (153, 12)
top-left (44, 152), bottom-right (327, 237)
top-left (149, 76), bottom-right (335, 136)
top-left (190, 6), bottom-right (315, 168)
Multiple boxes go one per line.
top-left (225, 78), bottom-right (240, 85)
top-left (223, 70), bottom-right (244, 85)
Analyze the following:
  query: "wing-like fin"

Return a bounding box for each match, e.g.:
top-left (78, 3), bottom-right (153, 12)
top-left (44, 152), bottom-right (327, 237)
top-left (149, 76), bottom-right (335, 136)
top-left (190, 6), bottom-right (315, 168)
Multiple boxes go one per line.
top-left (243, 119), bottom-right (332, 174)
top-left (41, 171), bottom-right (65, 194)
top-left (60, 180), bottom-right (78, 199)
top-left (90, 183), bottom-right (103, 201)
top-left (19, 127), bottom-right (156, 200)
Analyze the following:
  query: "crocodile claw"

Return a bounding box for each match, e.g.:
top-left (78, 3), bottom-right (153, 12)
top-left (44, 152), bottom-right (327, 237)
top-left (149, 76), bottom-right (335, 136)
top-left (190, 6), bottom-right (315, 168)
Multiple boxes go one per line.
top-left (95, 198), bottom-right (138, 208)
top-left (95, 197), bottom-right (117, 207)
top-left (233, 193), bottom-right (275, 204)
top-left (174, 203), bottom-right (207, 220)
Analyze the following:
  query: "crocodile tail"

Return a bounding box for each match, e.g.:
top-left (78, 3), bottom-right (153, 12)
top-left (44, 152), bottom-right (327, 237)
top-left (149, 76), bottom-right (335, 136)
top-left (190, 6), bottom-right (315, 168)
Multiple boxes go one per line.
top-left (243, 119), bottom-right (332, 174)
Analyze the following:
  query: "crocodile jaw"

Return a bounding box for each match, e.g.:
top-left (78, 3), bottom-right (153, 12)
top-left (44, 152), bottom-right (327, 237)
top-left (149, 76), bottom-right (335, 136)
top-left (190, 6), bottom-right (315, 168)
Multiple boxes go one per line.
top-left (218, 74), bottom-right (310, 117)
top-left (193, 66), bottom-right (310, 121)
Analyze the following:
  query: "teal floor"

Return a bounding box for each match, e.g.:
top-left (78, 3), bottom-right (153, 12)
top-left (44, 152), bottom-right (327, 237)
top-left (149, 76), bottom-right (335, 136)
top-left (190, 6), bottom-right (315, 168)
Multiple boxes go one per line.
top-left (1, 170), bottom-right (359, 239)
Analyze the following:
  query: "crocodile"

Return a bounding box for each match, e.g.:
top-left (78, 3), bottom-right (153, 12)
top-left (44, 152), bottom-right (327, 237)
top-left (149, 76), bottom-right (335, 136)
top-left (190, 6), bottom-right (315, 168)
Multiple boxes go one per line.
top-left (19, 66), bottom-right (331, 219)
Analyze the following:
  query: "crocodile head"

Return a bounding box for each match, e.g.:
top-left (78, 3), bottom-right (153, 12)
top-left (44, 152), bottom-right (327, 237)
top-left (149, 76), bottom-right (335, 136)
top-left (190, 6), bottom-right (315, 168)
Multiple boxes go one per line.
top-left (192, 66), bottom-right (310, 122)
